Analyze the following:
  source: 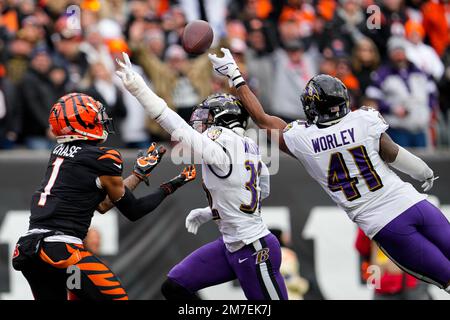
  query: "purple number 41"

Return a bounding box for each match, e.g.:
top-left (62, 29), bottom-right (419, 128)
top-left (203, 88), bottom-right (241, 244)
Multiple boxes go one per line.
top-left (328, 145), bottom-right (383, 201)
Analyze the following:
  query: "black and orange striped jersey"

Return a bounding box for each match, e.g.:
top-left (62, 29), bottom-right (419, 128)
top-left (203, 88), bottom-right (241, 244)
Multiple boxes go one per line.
top-left (29, 141), bottom-right (123, 239)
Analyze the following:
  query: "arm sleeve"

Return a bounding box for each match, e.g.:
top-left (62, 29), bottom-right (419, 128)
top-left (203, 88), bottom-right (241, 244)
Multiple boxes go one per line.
top-left (156, 107), bottom-right (230, 166)
top-left (114, 187), bottom-right (167, 222)
top-left (260, 161), bottom-right (270, 200)
top-left (389, 146), bottom-right (434, 182)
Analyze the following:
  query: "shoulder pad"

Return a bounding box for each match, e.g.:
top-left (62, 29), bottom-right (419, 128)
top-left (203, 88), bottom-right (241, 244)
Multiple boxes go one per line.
top-left (283, 120), bottom-right (308, 133)
top-left (358, 106), bottom-right (387, 125)
top-left (97, 147), bottom-right (123, 164)
top-left (360, 106), bottom-right (377, 112)
top-left (94, 147), bottom-right (123, 176)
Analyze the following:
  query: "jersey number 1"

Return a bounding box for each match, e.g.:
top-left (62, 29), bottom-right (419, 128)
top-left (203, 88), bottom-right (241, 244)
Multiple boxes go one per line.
top-left (328, 145), bottom-right (383, 201)
top-left (38, 157), bottom-right (64, 207)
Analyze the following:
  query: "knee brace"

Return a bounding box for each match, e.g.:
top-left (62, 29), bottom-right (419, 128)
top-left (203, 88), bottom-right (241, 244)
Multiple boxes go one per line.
top-left (161, 278), bottom-right (201, 300)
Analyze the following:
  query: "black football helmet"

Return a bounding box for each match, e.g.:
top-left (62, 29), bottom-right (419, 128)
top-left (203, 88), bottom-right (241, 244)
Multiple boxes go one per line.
top-left (301, 74), bottom-right (350, 125)
top-left (189, 93), bottom-right (249, 132)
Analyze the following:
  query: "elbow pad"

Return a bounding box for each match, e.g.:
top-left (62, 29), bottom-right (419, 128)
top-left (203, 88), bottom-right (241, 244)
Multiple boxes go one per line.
top-left (114, 187), bottom-right (167, 221)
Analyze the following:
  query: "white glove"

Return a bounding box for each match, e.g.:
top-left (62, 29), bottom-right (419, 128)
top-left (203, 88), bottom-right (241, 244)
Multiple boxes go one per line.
top-left (421, 175), bottom-right (439, 192)
top-left (185, 207), bottom-right (213, 235)
top-left (115, 52), bottom-right (167, 119)
top-left (115, 52), bottom-right (147, 97)
top-left (208, 48), bottom-right (245, 88)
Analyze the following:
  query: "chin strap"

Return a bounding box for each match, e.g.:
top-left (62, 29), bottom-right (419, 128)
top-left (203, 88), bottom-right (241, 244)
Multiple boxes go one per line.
top-left (56, 130), bottom-right (108, 144)
top-left (231, 126), bottom-right (245, 137)
top-left (318, 118), bottom-right (344, 127)
top-left (56, 135), bottom-right (89, 144)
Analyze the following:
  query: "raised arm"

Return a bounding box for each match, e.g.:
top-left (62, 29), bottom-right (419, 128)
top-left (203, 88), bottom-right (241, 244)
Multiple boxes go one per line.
top-left (208, 48), bottom-right (292, 155)
top-left (115, 52), bottom-right (229, 167)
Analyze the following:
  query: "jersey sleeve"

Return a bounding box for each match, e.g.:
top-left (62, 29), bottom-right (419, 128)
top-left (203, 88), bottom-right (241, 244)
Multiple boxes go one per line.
top-left (360, 107), bottom-right (389, 139)
top-left (282, 120), bottom-right (307, 160)
top-left (91, 147), bottom-right (123, 176)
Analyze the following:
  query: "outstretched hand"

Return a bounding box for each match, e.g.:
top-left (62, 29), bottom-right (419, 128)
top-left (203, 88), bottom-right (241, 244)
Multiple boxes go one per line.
top-left (115, 52), bottom-right (168, 119)
top-left (208, 48), bottom-right (245, 88)
top-left (160, 165), bottom-right (197, 195)
top-left (115, 52), bottom-right (147, 97)
top-left (133, 143), bottom-right (167, 185)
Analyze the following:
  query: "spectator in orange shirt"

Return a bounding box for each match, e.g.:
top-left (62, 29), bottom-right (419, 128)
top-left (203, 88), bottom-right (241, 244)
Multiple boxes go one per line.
top-left (421, 0), bottom-right (450, 57)
top-left (279, 0), bottom-right (316, 39)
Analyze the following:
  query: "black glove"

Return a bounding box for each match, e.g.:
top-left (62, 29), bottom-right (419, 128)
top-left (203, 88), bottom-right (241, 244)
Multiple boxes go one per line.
top-left (133, 143), bottom-right (166, 185)
top-left (160, 165), bottom-right (196, 195)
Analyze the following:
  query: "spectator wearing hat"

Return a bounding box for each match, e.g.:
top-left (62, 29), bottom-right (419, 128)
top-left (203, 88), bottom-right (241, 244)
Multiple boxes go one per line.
top-left (366, 37), bottom-right (438, 148)
top-left (20, 46), bottom-right (56, 149)
top-left (52, 15), bottom-right (89, 90)
top-left (404, 19), bottom-right (444, 81)
top-left (271, 39), bottom-right (317, 122)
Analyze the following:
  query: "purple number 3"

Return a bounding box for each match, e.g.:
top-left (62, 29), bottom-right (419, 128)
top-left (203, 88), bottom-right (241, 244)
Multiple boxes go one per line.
top-left (240, 160), bottom-right (262, 214)
top-left (328, 145), bottom-right (383, 201)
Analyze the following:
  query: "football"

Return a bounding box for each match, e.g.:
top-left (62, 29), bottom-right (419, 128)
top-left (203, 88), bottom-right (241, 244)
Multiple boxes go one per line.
top-left (182, 20), bottom-right (214, 55)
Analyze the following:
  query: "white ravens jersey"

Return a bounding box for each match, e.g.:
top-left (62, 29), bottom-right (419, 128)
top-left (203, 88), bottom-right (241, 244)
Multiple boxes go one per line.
top-left (202, 126), bottom-right (270, 252)
top-left (283, 108), bottom-right (426, 238)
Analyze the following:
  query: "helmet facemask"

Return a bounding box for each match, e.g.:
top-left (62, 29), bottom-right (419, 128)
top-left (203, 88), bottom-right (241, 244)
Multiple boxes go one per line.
top-left (97, 103), bottom-right (115, 142)
top-left (189, 107), bottom-right (214, 133)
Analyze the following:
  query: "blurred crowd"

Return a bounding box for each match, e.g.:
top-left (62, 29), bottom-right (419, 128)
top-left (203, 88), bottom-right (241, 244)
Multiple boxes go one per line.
top-left (1, 0), bottom-right (450, 149)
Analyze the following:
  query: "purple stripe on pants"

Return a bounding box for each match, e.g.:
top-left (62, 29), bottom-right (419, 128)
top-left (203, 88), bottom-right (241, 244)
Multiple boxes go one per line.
top-left (374, 200), bottom-right (450, 289)
top-left (167, 233), bottom-right (288, 300)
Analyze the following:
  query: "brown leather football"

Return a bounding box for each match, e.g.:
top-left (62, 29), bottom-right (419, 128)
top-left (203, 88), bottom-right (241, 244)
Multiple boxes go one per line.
top-left (182, 20), bottom-right (214, 55)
